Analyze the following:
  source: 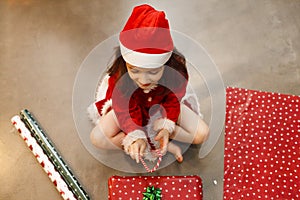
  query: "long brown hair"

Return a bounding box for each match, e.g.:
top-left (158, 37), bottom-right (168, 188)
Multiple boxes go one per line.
top-left (107, 47), bottom-right (189, 96)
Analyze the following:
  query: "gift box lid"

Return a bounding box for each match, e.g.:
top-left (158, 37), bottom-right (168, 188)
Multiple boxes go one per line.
top-left (108, 175), bottom-right (203, 200)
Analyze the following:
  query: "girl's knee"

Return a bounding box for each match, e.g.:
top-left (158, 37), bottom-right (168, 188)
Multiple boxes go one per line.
top-left (90, 132), bottom-right (98, 148)
top-left (90, 124), bottom-right (107, 149)
top-left (90, 126), bottom-right (100, 148)
top-left (90, 110), bottom-right (122, 149)
top-left (192, 123), bottom-right (209, 144)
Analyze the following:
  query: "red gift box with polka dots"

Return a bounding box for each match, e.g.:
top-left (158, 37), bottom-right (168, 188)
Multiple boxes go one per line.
top-left (108, 175), bottom-right (202, 199)
top-left (224, 87), bottom-right (300, 199)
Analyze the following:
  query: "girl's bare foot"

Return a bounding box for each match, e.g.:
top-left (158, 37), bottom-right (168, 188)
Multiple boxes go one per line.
top-left (175, 154), bottom-right (183, 163)
top-left (167, 142), bottom-right (183, 163)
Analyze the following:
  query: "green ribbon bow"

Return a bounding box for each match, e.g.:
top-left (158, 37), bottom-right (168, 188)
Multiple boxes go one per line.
top-left (143, 186), bottom-right (162, 200)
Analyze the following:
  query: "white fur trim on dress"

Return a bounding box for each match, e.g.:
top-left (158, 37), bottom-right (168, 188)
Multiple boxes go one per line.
top-left (87, 74), bottom-right (111, 125)
top-left (95, 74), bottom-right (109, 101)
top-left (122, 129), bottom-right (147, 154)
top-left (87, 103), bottom-right (100, 125)
top-left (101, 99), bottom-right (112, 116)
top-left (153, 118), bottom-right (176, 134)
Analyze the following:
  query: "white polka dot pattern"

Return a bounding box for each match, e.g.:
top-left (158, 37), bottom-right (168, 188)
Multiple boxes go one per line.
top-left (108, 175), bottom-right (202, 199)
top-left (224, 87), bottom-right (300, 199)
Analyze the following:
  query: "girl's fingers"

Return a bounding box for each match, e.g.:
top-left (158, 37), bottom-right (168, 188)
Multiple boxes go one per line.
top-left (129, 145), bottom-right (135, 160)
top-left (139, 142), bottom-right (146, 157)
top-left (135, 150), bottom-right (139, 163)
top-left (155, 130), bottom-right (169, 152)
top-left (128, 139), bottom-right (147, 163)
top-left (163, 134), bottom-right (169, 149)
top-left (132, 145), bottom-right (138, 163)
top-left (160, 136), bottom-right (168, 154)
top-left (136, 141), bottom-right (147, 163)
top-left (154, 131), bottom-right (163, 141)
top-left (129, 141), bottom-right (141, 163)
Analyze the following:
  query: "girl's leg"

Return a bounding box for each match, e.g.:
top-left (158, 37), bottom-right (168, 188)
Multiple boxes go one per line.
top-left (170, 104), bottom-right (209, 144)
top-left (90, 110), bottom-right (125, 150)
top-left (167, 142), bottom-right (183, 162)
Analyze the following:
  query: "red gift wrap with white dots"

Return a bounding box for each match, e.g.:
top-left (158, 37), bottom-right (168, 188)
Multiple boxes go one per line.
top-left (224, 87), bottom-right (300, 199)
top-left (108, 175), bottom-right (202, 200)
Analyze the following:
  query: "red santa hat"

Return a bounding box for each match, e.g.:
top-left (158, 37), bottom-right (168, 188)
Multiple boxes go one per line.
top-left (119, 4), bottom-right (174, 68)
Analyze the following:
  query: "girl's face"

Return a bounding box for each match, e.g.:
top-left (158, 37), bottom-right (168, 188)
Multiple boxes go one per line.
top-left (126, 63), bottom-right (164, 90)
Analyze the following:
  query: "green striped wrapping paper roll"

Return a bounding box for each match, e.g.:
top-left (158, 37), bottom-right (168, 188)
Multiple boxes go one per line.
top-left (20, 109), bottom-right (90, 200)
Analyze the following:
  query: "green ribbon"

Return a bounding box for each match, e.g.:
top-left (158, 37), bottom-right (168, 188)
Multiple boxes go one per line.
top-left (143, 186), bottom-right (162, 200)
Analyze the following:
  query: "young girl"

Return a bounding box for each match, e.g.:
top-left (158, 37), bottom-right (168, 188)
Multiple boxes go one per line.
top-left (88, 4), bottom-right (209, 163)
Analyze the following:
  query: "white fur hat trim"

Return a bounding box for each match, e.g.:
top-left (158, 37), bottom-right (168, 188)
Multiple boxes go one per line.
top-left (120, 42), bottom-right (172, 69)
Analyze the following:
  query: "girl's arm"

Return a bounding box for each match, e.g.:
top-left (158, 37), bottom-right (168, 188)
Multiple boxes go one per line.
top-left (112, 87), bottom-right (148, 154)
top-left (153, 87), bottom-right (184, 133)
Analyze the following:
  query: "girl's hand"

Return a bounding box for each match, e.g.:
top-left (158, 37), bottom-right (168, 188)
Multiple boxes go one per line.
top-left (128, 139), bottom-right (147, 163)
top-left (155, 129), bottom-right (169, 154)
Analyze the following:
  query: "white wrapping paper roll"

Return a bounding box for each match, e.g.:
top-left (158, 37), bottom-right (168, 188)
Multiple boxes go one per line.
top-left (11, 116), bottom-right (76, 200)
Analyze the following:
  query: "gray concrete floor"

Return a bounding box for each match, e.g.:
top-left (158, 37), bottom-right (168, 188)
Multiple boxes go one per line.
top-left (1, 1), bottom-right (299, 200)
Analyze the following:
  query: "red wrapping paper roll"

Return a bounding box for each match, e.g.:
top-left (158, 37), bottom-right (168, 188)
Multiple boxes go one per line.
top-left (224, 87), bottom-right (300, 199)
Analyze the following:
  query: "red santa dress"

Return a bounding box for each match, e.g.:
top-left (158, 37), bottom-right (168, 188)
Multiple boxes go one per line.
top-left (87, 66), bottom-right (201, 161)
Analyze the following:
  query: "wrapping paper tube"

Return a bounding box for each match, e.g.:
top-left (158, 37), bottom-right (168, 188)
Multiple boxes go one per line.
top-left (18, 109), bottom-right (90, 200)
top-left (11, 116), bottom-right (76, 200)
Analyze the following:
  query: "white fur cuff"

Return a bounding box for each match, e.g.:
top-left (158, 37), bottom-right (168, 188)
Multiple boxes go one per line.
top-left (122, 130), bottom-right (147, 153)
top-left (153, 118), bottom-right (176, 134)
